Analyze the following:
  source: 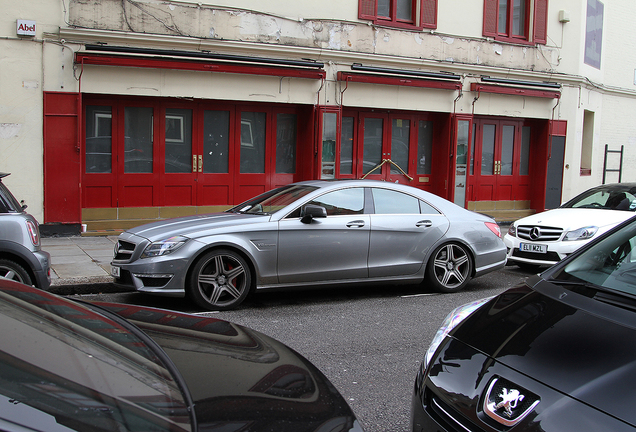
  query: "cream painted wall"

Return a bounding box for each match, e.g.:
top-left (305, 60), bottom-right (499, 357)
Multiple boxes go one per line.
top-left (3, 0), bottom-right (636, 220)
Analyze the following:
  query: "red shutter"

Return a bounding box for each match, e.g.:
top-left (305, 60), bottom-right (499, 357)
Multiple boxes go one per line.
top-left (483, 0), bottom-right (498, 37)
top-left (421, 0), bottom-right (437, 29)
top-left (43, 92), bottom-right (81, 223)
top-left (359, 0), bottom-right (376, 20)
top-left (533, 0), bottom-right (548, 44)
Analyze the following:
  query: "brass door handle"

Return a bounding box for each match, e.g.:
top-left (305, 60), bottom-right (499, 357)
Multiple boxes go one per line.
top-left (192, 155), bottom-right (197, 173)
top-left (198, 155), bottom-right (203, 173)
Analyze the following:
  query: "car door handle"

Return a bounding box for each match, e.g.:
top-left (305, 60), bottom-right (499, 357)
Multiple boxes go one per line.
top-left (346, 220), bottom-right (366, 228)
top-left (416, 220), bottom-right (433, 228)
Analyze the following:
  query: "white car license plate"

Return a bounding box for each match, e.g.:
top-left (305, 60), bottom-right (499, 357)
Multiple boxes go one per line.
top-left (111, 266), bottom-right (120, 277)
top-left (520, 243), bottom-right (547, 254)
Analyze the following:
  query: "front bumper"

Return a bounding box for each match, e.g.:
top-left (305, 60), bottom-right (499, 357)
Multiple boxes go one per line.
top-left (110, 235), bottom-right (205, 297)
top-left (503, 235), bottom-right (586, 267)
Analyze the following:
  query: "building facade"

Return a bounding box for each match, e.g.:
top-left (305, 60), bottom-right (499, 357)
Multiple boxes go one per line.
top-left (1, 0), bottom-right (634, 234)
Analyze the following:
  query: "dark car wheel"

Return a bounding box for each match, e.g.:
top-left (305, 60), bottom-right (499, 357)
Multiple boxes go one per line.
top-left (0, 259), bottom-right (32, 286)
top-left (188, 249), bottom-right (252, 311)
top-left (425, 243), bottom-right (472, 293)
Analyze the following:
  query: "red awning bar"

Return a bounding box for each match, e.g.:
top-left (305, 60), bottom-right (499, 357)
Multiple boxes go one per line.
top-left (471, 82), bottom-right (561, 99)
top-left (337, 71), bottom-right (462, 90)
top-left (75, 52), bottom-right (326, 80)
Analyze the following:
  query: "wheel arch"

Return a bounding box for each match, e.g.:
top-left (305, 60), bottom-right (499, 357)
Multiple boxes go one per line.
top-left (185, 242), bottom-right (259, 294)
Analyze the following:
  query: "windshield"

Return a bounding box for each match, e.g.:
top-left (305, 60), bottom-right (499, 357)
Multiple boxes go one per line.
top-left (562, 186), bottom-right (636, 211)
top-left (551, 217), bottom-right (636, 297)
top-left (0, 283), bottom-right (192, 431)
top-left (227, 185), bottom-right (318, 215)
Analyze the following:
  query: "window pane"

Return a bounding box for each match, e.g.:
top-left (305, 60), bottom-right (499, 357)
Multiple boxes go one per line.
top-left (498, 0), bottom-right (508, 34)
top-left (372, 188), bottom-right (420, 214)
top-left (501, 125), bottom-right (514, 176)
top-left (397, 0), bottom-right (412, 21)
top-left (481, 124), bottom-right (495, 175)
top-left (165, 108), bottom-right (192, 173)
top-left (340, 117), bottom-right (354, 175)
top-left (512, 0), bottom-right (526, 36)
top-left (85, 106), bottom-right (112, 174)
top-left (378, 0), bottom-right (390, 17)
top-left (203, 110), bottom-right (230, 173)
top-left (240, 112), bottom-right (266, 173)
top-left (391, 119), bottom-right (409, 174)
top-left (322, 112), bottom-right (337, 179)
top-left (420, 200), bottom-right (440, 215)
top-left (363, 118), bottom-right (383, 175)
top-left (276, 113), bottom-right (297, 174)
top-left (520, 126), bottom-right (531, 175)
top-left (417, 121), bottom-right (433, 175)
top-left (124, 107), bottom-right (153, 174)
top-left (309, 188), bottom-right (364, 216)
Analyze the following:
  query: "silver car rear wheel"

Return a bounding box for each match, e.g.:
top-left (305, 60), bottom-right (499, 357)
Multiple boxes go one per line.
top-left (426, 243), bottom-right (472, 293)
top-left (188, 249), bottom-right (252, 311)
top-left (0, 259), bottom-right (32, 286)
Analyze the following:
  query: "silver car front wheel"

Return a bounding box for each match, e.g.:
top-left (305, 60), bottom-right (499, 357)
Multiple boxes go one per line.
top-left (188, 249), bottom-right (252, 311)
top-left (426, 243), bottom-right (472, 293)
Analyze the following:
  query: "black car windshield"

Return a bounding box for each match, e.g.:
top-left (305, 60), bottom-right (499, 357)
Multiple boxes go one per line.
top-left (551, 217), bottom-right (636, 298)
top-left (228, 185), bottom-right (318, 215)
top-left (0, 283), bottom-right (192, 432)
top-left (562, 185), bottom-right (636, 211)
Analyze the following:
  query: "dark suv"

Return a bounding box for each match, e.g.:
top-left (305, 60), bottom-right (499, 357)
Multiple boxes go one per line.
top-left (0, 173), bottom-right (50, 289)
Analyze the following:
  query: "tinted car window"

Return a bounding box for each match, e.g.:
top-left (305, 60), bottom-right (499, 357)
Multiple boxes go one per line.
top-left (372, 188), bottom-right (420, 214)
top-left (308, 188), bottom-right (365, 216)
top-left (0, 182), bottom-right (22, 214)
top-left (371, 188), bottom-right (440, 215)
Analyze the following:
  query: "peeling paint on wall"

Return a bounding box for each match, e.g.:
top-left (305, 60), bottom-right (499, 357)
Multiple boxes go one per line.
top-left (0, 124), bottom-right (22, 139)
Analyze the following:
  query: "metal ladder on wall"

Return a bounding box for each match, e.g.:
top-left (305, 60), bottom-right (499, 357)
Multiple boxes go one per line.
top-left (602, 144), bottom-right (624, 184)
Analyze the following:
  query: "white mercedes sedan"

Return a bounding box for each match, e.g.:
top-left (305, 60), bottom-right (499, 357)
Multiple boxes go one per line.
top-left (504, 183), bottom-right (636, 270)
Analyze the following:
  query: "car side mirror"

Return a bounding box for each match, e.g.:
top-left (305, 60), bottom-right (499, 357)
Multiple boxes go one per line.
top-left (20, 200), bottom-right (27, 211)
top-left (301, 204), bottom-right (327, 224)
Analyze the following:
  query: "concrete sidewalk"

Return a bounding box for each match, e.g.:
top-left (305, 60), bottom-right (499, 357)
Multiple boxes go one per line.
top-left (43, 235), bottom-right (124, 295)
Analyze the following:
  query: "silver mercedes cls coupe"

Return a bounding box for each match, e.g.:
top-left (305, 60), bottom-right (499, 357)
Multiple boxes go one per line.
top-left (111, 180), bottom-right (506, 310)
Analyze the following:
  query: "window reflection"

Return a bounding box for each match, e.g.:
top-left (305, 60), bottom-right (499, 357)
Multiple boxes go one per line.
top-left (124, 107), bottom-right (153, 174)
top-left (165, 108), bottom-right (192, 174)
top-left (240, 112), bottom-right (266, 174)
top-left (276, 113), bottom-right (297, 174)
top-left (363, 118), bottom-right (383, 175)
top-left (85, 106), bottom-right (112, 174)
top-left (203, 110), bottom-right (230, 173)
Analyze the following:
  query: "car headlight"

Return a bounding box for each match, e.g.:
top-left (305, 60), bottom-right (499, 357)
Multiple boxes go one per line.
top-left (508, 224), bottom-right (517, 237)
top-left (142, 236), bottom-right (188, 258)
top-left (423, 297), bottom-right (493, 372)
top-left (563, 226), bottom-right (598, 241)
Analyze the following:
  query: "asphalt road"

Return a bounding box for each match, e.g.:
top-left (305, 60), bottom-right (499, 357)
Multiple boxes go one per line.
top-left (67, 264), bottom-right (536, 432)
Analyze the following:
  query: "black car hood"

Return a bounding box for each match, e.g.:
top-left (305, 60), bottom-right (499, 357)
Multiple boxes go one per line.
top-left (452, 276), bottom-right (636, 425)
top-left (97, 302), bottom-right (362, 432)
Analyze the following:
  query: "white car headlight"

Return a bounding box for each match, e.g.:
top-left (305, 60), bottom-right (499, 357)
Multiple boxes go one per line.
top-left (142, 236), bottom-right (188, 258)
top-left (563, 226), bottom-right (598, 241)
top-left (423, 297), bottom-right (493, 372)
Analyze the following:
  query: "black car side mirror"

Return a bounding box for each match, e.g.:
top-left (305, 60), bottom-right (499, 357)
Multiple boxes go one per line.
top-left (301, 204), bottom-right (327, 224)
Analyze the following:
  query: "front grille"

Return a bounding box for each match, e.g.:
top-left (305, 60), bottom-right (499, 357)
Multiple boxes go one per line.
top-left (517, 225), bottom-right (563, 241)
top-left (426, 391), bottom-right (484, 432)
top-left (114, 240), bottom-right (136, 261)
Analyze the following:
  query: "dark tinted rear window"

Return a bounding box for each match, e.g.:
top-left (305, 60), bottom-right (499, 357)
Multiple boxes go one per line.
top-left (0, 182), bottom-right (23, 213)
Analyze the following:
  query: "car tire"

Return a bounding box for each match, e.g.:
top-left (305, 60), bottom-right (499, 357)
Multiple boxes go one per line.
top-left (0, 259), bottom-right (32, 286)
top-left (187, 249), bottom-right (252, 311)
top-left (425, 243), bottom-right (472, 293)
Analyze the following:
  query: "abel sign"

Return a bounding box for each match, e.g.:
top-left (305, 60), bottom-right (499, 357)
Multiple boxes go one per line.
top-left (17, 20), bottom-right (36, 37)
